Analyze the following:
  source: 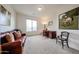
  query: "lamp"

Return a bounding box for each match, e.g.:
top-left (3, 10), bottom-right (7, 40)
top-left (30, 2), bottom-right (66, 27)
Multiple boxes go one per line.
top-left (42, 23), bottom-right (48, 30)
top-left (44, 24), bottom-right (47, 29)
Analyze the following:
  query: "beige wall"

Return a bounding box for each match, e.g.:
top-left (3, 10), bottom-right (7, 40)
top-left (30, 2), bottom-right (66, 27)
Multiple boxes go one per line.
top-left (0, 4), bottom-right (16, 32)
top-left (16, 13), bottom-right (43, 36)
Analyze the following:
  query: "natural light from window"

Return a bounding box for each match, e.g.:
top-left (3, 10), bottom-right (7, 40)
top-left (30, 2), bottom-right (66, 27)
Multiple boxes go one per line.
top-left (26, 19), bottom-right (37, 32)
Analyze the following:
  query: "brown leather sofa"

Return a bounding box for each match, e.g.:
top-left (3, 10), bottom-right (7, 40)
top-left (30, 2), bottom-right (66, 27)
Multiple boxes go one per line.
top-left (0, 29), bottom-right (26, 54)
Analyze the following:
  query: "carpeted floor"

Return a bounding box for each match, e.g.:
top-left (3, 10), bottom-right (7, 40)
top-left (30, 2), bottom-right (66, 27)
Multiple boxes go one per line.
top-left (23, 35), bottom-right (79, 54)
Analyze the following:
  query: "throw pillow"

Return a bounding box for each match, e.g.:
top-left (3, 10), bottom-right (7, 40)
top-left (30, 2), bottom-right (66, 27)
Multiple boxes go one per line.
top-left (5, 33), bottom-right (15, 42)
top-left (9, 33), bottom-right (15, 42)
top-left (13, 31), bottom-right (22, 39)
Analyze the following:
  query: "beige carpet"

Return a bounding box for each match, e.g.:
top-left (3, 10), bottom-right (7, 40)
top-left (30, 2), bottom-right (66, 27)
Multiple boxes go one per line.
top-left (23, 35), bottom-right (79, 54)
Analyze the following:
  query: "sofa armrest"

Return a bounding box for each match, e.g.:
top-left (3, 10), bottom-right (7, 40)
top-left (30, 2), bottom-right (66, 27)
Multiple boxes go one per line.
top-left (21, 33), bottom-right (26, 47)
top-left (22, 33), bottom-right (26, 36)
top-left (1, 40), bottom-right (22, 54)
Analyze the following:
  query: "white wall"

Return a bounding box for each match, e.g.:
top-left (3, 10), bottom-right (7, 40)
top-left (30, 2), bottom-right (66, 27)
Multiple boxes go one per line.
top-left (48, 5), bottom-right (79, 50)
top-left (0, 4), bottom-right (16, 32)
top-left (16, 13), bottom-right (43, 36)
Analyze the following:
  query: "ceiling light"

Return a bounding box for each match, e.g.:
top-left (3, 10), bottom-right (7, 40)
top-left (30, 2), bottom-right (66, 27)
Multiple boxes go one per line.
top-left (38, 7), bottom-right (42, 11)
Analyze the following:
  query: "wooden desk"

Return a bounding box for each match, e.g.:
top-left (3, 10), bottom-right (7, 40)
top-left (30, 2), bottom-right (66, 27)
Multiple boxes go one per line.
top-left (43, 30), bottom-right (56, 39)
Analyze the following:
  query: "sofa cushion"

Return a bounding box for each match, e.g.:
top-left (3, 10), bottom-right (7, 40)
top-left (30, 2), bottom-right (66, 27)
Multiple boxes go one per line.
top-left (13, 31), bottom-right (22, 40)
top-left (5, 33), bottom-right (15, 43)
top-left (9, 33), bottom-right (15, 42)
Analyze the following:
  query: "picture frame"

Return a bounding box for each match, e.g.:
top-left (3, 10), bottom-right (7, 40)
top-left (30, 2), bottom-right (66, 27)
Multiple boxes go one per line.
top-left (48, 20), bottom-right (53, 26)
top-left (59, 7), bottom-right (79, 30)
top-left (0, 4), bottom-right (11, 26)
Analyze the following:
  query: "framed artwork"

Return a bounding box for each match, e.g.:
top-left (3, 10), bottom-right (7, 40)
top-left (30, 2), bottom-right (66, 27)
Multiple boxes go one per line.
top-left (59, 7), bottom-right (79, 30)
top-left (48, 20), bottom-right (53, 26)
top-left (0, 4), bottom-right (11, 26)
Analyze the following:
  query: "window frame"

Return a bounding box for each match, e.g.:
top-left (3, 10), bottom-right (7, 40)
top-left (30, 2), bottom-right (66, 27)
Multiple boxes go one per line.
top-left (26, 19), bottom-right (37, 32)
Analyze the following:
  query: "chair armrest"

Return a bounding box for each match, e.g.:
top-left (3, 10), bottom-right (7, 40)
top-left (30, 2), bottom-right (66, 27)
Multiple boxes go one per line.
top-left (1, 40), bottom-right (22, 54)
top-left (57, 35), bottom-right (62, 39)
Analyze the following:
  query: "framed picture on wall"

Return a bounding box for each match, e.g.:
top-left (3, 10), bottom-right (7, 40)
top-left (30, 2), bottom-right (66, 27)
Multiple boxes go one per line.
top-left (59, 7), bottom-right (79, 30)
top-left (0, 4), bottom-right (11, 26)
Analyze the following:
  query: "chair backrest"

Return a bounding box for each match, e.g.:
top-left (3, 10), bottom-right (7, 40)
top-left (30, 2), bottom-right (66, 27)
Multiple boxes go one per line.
top-left (61, 31), bottom-right (69, 40)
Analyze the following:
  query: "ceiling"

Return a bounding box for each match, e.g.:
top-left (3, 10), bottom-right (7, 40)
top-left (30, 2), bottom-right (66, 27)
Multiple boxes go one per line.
top-left (9, 4), bottom-right (79, 19)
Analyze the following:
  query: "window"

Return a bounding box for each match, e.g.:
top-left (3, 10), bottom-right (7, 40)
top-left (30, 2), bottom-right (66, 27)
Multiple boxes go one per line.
top-left (26, 19), bottom-right (37, 32)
